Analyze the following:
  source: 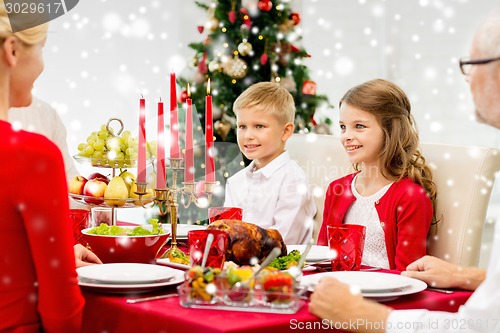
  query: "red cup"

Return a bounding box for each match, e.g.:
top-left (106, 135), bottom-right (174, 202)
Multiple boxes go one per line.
top-left (69, 209), bottom-right (91, 245)
top-left (188, 230), bottom-right (228, 269)
top-left (327, 224), bottom-right (366, 271)
top-left (208, 207), bottom-right (243, 224)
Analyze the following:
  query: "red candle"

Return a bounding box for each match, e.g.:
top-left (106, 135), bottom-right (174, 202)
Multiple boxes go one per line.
top-left (184, 84), bottom-right (194, 183)
top-left (205, 79), bottom-right (215, 182)
top-left (137, 96), bottom-right (147, 183)
top-left (156, 99), bottom-right (166, 189)
top-left (170, 72), bottom-right (180, 159)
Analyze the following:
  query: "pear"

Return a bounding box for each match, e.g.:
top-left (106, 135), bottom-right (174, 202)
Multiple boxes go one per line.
top-left (129, 181), bottom-right (154, 206)
top-left (119, 169), bottom-right (135, 192)
top-left (104, 176), bottom-right (129, 207)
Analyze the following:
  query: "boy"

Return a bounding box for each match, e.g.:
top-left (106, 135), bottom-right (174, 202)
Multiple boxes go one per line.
top-left (223, 82), bottom-right (316, 245)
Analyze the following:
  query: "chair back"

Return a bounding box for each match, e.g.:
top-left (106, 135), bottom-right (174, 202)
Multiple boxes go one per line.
top-left (287, 134), bottom-right (353, 240)
top-left (287, 134), bottom-right (500, 266)
top-left (421, 143), bottom-right (500, 266)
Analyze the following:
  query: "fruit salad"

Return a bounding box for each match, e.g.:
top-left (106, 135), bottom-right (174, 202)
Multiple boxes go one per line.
top-left (185, 266), bottom-right (221, 303)
top-left (260, 270), bottom-right (295, 305)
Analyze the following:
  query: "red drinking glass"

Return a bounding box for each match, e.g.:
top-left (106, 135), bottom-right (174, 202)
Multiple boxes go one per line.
top-left (69, 209), bottom-right (91, 246)
top-left (327, 224), bottom-right (366, 271)
top-left (208, 206), bottom-right (243, 224)
top-left (188, 230), bottom-right (228, 269)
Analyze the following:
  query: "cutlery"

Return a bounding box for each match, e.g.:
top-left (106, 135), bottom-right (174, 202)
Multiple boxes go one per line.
top-left (296, 239), bottom-right (314, 271)
top-left (126, 293), bottom-right (178, 304)
top-left (427, 287), bottom-right (454, 294)
top-left (201, 233), bottom-right (214, 269)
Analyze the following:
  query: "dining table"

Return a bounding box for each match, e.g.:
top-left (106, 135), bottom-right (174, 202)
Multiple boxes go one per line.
top-left (81, 253), bottom-right (472, 333)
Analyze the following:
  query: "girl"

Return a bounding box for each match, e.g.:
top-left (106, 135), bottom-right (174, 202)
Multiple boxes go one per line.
top-left (317, 79), bottom-right (437, 271)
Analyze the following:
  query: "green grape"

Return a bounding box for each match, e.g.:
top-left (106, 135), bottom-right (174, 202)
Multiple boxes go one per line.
top-left (97, 130), bottom-right (109, 140)
top-left (125, 147), bottom-right (134, 156)
top-left (82, 145), bottom-right (94, 156)
top-left (106, 136), bottom-right (121, 151)
top-left (115, 151), bottom-right (125, 160)
top-left (121, 130), bottom-right (131, 140)
top-left (94, 139), bottom-right (105, 151)
top-left (92, 151), bottom-right (104, 159)
top-left (77, 143), bottom-right (86, 151)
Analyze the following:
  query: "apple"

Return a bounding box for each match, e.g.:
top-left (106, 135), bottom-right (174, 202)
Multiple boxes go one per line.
top-left (88, 172), bottom-right (110, 185)
top-left (68, 175), bottom-right (88, 195)
top-left (83, 179), bottom-right (108, 204)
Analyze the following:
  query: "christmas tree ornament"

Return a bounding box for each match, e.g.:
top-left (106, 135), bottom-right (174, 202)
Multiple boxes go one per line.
top-left (260, 53), bottom-right (269, 65)
top-left (228, 11), bottom-right (236, 23)
top-left (208, 60), bottom-right (221, 72)
top-left (228, 0), bottom-right (237, 23)
top-left (279, 19), bottom-right (295, 33)
top-left (260, 39), bottom-right (269, 65)
top-left (213, 106), bottom-right (223, 121)
top-left (197, 25), bottom-right (204, 34)
top-left (258, 0), bottom-right (273, 12)
top-left (240, 8), bottom-right (252, 28)
top-left (302, 80), bottom-right (317, 95)
top-left (198, 52), bottom-right (208, 75)
top-left (223, 56), bottom-right (249, 79)
top-left (237, 41), bottom-right (253, 56)
top-left (279, 76), bottom-right (296, 92)
top-left (290, 12), bottom-right (301, 25)
top-left (215, 120), bottom-right (232, 141)
top-left (179, 90), bottom-right (188, 104)
top-left (207, 17), bottom-right (220, 32)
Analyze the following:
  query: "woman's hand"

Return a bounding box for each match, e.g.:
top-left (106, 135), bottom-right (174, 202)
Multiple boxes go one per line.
top-left (74, 244), bottom-right (102, 268)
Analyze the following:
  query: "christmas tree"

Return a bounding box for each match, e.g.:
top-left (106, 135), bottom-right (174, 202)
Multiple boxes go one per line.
top-left (177, 0), bottom-right (332, 145)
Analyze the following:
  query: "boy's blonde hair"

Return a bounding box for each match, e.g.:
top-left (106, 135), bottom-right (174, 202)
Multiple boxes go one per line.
top-left (233, 82), bottom-right (295, 124)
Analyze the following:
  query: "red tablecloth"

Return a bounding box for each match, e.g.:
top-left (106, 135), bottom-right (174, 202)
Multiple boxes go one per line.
top-left (81, 270), bottom-right (472, 333)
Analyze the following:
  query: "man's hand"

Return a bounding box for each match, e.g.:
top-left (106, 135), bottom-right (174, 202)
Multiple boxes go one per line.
top-left (74, 244), bottom-right (103, 268)
top-left (309, 277), bottom-right (391, 333)
top-left (401, 255), bottom-right (485, 291)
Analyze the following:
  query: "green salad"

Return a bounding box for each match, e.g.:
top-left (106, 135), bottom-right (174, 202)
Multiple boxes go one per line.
top-left (87, 219), bottom-right (164, 236)
top-left (268, 249), bottom-right (302, 270)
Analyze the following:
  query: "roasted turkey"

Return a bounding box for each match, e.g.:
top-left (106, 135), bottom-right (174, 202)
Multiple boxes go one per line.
top-left (207, 219), bottom-right (287, 265)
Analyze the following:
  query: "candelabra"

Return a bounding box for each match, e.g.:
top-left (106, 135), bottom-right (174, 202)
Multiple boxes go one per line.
top-left (135, 157), bottom-right (218, 259)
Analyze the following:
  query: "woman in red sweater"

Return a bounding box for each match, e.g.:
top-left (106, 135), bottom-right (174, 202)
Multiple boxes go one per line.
top-left (317, 79), bottom-right (438, 271)
top-left (0, 4), bottom-right (96, 332)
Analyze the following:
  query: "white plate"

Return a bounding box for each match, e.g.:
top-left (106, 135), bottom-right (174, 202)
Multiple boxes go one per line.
top-left (156, 258), bottom-right (190, 271)
top-left (300, 271), bottom-right (427, 298)
top-left (78, 267), bottom-right (184, 294)
top-left (164, 224), bottom-right (207, 238)
top-left (287, 245), bottom-right (330, 263)
top-left (77, 263), bottom-right (174, 284)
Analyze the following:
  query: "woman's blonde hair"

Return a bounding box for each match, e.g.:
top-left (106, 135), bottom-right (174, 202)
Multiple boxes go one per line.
top-left (0, 1), bottom-right (48, 45)
top-left (233, 81), bottom-right (295, 124)
top-left (340, 79), bottom-right (438, 224)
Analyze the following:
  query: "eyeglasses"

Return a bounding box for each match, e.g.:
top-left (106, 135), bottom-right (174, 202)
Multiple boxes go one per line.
top-left (459, 56), bottom-right (500, 76)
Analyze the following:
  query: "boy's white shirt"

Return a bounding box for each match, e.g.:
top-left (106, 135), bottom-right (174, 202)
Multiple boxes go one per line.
top-left (224, 151), bottom-right (316, 245)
